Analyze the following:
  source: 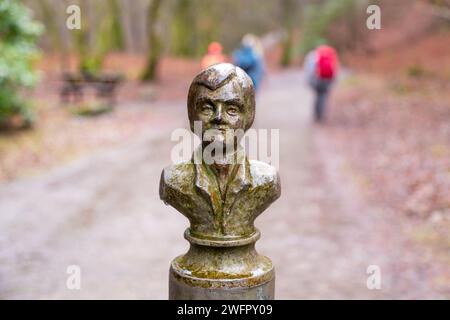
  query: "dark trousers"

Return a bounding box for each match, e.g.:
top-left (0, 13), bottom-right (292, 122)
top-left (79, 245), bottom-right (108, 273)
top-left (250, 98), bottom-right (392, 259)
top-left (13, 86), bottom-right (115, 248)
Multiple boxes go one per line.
top-left (313, 79), bottom-right (332, 122)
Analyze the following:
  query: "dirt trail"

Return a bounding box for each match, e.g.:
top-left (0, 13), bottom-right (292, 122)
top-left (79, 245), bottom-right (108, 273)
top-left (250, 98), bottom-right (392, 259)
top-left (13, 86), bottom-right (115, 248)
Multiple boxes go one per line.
top-left (0, 70), bottom-right (445, 299)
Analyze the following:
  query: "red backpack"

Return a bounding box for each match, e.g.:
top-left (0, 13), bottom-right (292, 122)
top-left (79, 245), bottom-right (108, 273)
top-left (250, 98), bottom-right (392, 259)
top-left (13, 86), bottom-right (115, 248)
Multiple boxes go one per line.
top-left (316, 45), bottom-right (338, 80)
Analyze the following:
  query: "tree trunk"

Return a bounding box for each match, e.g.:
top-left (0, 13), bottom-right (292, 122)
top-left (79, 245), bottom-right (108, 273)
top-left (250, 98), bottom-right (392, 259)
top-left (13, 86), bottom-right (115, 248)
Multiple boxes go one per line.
top-left (37, 0), bottom-right (71, 73)
top-left (170, 0), bottom-right (194, 56)
top-left (141, 0), bottom-right (163, 82)
top-left (280, 0), bottom-right (297, 67)
top-left (110, 0), bottom-right (125, 51)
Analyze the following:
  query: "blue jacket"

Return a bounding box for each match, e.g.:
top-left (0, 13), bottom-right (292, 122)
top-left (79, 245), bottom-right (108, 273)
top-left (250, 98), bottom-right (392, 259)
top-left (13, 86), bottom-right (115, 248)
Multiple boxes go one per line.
top-left (232, 45), bottom-right (264, 91)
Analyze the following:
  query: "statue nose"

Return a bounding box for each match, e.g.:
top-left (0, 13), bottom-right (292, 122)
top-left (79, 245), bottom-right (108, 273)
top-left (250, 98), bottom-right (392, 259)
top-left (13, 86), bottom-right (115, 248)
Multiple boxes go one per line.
top-left (213, 105), bottom-right (224, 123)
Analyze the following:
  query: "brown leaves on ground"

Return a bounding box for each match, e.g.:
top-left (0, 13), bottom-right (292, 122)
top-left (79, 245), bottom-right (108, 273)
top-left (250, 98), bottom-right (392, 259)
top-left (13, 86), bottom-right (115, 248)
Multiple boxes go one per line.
top-left (328, 28), bottom-right (450, 221)
top-left (326, 73), bottom-right (449, 219)
top-left (322, 55), bottom-right (450, 287)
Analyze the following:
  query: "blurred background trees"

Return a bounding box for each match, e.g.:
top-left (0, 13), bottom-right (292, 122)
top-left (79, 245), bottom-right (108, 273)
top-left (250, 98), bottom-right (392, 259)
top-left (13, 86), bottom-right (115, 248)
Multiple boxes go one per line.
top-left (24, 0), bottom-right (296, 74)
top-left (141, 0), bottom-right (163, 81)
top-left (299, 0), bottom-right (365, 54)
top-left (19, 0), bottom-right (450, 65)
top-left (0, 0), bottom-right (42, 128)
top-left (21, 0), bottom-right (449, 76)
top-left (0, 0), bottom-right (446, 126)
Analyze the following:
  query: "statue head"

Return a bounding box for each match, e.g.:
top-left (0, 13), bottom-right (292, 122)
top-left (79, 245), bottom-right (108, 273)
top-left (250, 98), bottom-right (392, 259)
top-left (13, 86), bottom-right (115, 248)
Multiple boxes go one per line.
top-left (187, 63), bottom-right (255, 151)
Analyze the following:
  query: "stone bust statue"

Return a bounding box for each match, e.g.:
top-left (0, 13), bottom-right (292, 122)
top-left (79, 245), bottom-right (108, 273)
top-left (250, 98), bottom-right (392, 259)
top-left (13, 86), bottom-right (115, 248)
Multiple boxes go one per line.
top-left (160, 63), bottom-right (281, 243)
top-left (160, 63), bottom-right (281, 299)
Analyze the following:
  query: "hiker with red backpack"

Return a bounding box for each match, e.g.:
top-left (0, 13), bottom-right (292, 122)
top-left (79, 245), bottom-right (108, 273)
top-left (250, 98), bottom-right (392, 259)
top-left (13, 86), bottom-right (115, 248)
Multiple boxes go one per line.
top-left (304, 45), bottom-right (339, 122)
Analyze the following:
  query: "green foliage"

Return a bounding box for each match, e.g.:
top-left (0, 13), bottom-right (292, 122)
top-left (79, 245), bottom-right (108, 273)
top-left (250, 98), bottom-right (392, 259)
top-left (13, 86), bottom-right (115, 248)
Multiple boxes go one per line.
top-left (75, 0), bottom-right (124, 76)
top-left (299, 0), bottom-right (356, 55)
top-left (0, 0), bottom-right (43, 127)
top-left (170, 0), bottom-right (221, 58)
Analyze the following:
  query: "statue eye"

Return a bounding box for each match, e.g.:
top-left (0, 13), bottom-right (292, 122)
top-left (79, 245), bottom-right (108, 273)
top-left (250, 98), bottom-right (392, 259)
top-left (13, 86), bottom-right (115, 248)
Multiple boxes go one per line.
top-left (201, 104), bottom-right (214, 115)
top-left (226, 106), bottom-right (239, 116)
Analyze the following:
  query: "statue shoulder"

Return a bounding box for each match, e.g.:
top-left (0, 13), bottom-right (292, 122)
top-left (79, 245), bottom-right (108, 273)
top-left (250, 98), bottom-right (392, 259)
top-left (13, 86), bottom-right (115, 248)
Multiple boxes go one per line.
top-left (249, 160), bottom-right (280, 188)
top-left (159, 161), bottom-right (195, 199)
top-left (248, 160), bottom-right (281, 214)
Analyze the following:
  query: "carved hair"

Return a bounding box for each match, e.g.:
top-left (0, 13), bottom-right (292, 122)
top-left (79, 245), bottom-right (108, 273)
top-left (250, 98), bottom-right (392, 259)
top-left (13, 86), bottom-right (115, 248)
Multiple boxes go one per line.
top-left (187, 63), bottom-right (255, 131)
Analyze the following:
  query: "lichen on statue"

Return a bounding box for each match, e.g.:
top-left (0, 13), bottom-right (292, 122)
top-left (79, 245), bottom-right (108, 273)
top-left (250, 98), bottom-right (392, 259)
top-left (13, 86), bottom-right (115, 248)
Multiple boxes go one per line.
top-left (160, 63), bottom-right (281, 243)
top-left (161, 63), bottom-right (280, 299)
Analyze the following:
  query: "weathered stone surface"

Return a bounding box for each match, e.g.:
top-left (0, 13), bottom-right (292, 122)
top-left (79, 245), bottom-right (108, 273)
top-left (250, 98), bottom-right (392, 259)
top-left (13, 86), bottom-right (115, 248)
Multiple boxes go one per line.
top-left (159, 63), bottom-right (281, 299)
top-left (160, 157), bottom-right (280, 239)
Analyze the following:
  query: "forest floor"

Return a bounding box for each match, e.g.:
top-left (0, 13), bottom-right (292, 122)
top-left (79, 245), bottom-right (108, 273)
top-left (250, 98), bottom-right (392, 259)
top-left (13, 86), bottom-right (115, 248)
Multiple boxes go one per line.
top-left (327, 32), bottom-right (450, 288)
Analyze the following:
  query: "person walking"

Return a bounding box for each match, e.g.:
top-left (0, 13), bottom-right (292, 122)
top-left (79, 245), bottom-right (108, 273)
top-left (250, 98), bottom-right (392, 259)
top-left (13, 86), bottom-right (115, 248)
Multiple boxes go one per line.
top-left (304, 45), bottom-right (339, 122)
top-left (201, 42), bottom-right (227, 70)
top-left (232, 34), bottom-right (265, 92)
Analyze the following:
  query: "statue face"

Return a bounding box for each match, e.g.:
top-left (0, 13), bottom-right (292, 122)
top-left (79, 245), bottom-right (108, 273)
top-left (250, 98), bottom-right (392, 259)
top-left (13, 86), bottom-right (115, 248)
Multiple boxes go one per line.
top-left (192, 80), bottom-right (247, 150)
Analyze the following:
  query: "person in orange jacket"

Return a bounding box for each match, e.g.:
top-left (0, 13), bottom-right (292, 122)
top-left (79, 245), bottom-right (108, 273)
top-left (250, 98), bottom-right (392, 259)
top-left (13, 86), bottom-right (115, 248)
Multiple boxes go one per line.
top-left (201, 42), bottom-right (227, 70)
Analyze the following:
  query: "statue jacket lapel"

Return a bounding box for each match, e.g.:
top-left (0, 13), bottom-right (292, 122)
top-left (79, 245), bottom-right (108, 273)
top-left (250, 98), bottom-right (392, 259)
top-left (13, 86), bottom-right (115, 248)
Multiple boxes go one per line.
top-left (193, 148), bottom-right (252, 234)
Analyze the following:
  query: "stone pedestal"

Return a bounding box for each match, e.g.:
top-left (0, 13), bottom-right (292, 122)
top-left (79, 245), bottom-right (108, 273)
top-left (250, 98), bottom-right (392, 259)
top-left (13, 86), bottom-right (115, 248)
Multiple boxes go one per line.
top-left (168, 228), bottom-right (275, 300)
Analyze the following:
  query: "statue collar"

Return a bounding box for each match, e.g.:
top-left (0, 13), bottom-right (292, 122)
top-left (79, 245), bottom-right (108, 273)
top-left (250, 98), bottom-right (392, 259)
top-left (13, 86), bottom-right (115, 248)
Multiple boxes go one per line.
top-left (192, 147), bottom-right (252, 234)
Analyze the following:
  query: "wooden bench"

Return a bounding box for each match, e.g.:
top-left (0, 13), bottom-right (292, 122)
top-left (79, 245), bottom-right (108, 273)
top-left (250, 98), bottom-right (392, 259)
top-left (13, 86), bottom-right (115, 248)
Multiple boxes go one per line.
top-left (60, 71), bottom-right (123, 105)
